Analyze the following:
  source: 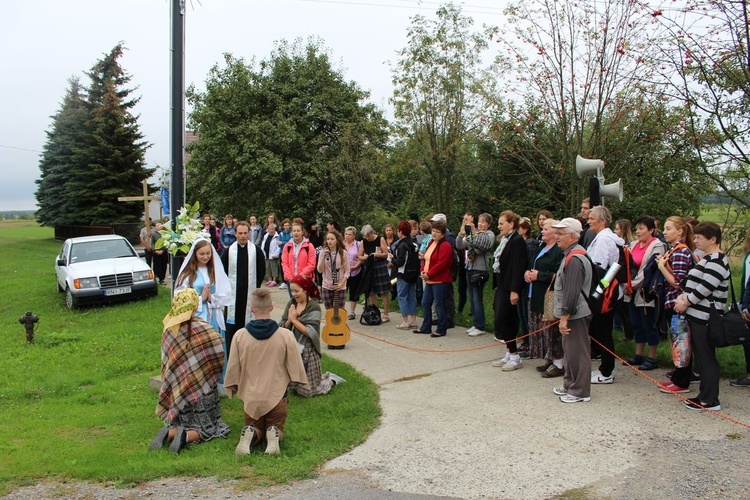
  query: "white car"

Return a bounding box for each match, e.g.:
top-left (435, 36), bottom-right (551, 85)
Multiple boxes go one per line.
top-left (55, 235), bottom-right (158, 309)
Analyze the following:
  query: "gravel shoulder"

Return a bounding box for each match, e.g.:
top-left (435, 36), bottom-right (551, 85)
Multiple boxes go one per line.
top-left (5, 286), bottom-right (750, 499)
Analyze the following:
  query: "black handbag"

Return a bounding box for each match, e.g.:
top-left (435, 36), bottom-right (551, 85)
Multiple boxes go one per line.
top-left (708, 278), bottom-right (750, 347)
top-left (468, 269), bottom-right (489, 286)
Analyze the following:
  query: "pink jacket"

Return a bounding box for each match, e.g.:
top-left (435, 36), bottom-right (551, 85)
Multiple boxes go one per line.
top-left (281, 239), bottom-right (317, 280)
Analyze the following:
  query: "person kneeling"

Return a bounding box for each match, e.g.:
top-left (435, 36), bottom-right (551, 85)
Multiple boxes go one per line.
top-left (224, 288), bottom-right (308, 455)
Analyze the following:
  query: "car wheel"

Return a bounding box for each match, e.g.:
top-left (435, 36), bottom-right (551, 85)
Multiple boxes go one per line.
top-left (65, 287), bottom-right (78, 309)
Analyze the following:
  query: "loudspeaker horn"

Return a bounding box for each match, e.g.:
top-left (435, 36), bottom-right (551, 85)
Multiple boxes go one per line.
top-left (600, 179), bottom-right (623, 202)
top-left (575, 155), bottom-right (604, 178)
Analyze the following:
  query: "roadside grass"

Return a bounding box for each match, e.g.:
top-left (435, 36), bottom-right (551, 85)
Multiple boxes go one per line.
top-left (0, 222), bottom-right (380, 495)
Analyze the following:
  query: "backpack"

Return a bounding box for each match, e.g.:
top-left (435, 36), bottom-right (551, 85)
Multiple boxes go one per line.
top-left (564, 249), bottom-right (619, 316)
top-left (642, 243), bottom-right (693, 303)
top-left (450, 247), bottom-right (460, 281)
top-left (359, 303), bottom-right (382, 326)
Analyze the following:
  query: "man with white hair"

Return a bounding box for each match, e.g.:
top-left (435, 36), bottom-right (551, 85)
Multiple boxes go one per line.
top-left (550, 218), bottom-right (594, 403)
top-left (586, 205), bottom-right (624, 385)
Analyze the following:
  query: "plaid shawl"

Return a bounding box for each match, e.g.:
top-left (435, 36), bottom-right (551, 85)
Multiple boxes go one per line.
top-left (156, 316), bottom-right (225, 423)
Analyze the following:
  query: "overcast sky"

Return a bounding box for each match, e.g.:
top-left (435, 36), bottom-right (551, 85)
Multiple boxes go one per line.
top-left (0, 0), bottom-right (506, 212)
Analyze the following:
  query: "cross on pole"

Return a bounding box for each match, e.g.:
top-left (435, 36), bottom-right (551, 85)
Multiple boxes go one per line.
top-left (118, 179), bottom-right (160, 234)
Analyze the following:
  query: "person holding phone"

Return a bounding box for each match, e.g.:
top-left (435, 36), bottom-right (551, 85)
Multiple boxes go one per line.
top-left (456, 213), bottom-right (494, 337)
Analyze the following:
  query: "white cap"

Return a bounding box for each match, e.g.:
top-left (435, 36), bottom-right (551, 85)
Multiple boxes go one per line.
top-left (430, 213), bottom-right (447, 222)
top-left (550, 217), bottom-right (583, 235)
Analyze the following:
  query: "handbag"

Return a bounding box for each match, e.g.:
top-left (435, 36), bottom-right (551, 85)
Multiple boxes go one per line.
top-left (669, 313), bottom-right (691, 367)
top-left (542, 275), bottom-right (556, 321)
top-left (359, 303), bottom-right (382, 326)
top-left (468, 269), bottom-right (489, 286)
top-left (708, 277), bottom-right (750, 347)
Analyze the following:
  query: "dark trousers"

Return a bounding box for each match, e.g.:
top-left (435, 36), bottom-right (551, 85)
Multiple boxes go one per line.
top-left (457, 267), bottom-right (468, 313)
top-left (688, 320), bottom-right (721, 405)
top-left (244, 397), bottom-right (288, 442)
top-left (590, 310), bottom-right (615, 377)
top-left (420, 283), bottom-right (449, 334)
top-left (445, 284), bottom-right (455, 326)
top-left (225, 322), bottom-right (241, 361)
top-left (615, 300), bottom-right (634, 340)
top-left (494, 289), bottom-right (519, 353)
top-left (143, 248), bottom-right (154, 268)
top-left (743, 342), bottom-right (750, 373)
top-left (153, 250), bottom-right (168, 282)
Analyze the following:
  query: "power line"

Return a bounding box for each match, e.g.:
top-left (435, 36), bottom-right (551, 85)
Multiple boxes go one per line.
top-left (0, 144), bottom-right (41, 154)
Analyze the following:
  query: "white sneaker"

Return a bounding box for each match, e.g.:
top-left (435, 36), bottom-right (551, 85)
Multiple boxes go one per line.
top-left (235, 425), bottom-right (256, 455)
top-left (560, 394), bottom-right (591, 403)
top-left (591, 370), bottom-right (615, 384)
top-left (501, 359), bottom-right (523, 371)
top-left (552, 385), bottom-right (567, 396)
top-left (491, 356), bottom-right (510, 367)
top-left (468, 329), bottom-right (485, 337)
top-left (265, 425), bottom-right (280, 455)
top-left (466, 326), bottom-right (477, 335)
top-left (279, 282), bottom-right (288, 290)
top-left (328, 372), bottom-right (347, 385)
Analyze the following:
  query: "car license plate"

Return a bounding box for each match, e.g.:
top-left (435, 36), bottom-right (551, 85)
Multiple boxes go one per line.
top-left (104, 286), bottom-right (132, 296)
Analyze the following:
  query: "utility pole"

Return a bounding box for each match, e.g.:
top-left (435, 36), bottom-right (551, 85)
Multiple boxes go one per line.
top-left (170, 0), bottom-right (186, 286)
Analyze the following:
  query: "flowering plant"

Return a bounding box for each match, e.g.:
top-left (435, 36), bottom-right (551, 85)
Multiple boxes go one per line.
top-left (155, 201), bottom-right (210, 256)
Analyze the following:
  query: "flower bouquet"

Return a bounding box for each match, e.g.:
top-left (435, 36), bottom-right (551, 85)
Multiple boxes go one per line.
top-left (155, 201), bottom-right (210, 256)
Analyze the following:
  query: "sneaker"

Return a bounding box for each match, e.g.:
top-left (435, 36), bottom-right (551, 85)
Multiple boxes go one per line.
top-left (466, 326), bottom-right (477, 335)
top-left (536, 360), bottom-right (553, 373)
top-left (269, 281), bottom-right (277, 287)
top-left (501, 359), bottom-right (523, 371)
top-left (328, 372), bottom-right (347, 385)
top-left (552, 385), bottom-right (568, 396)
top-left (265, 425), bottom-right (281, 455)
top-left (348, 312), bottom-right (355, 320)
top-left (491, 356), bottom-right (510, 367)
top-left (541, 366), bottom-right (565, 378)
top-left (279, 282), bottom-right (288, 290)
top-left (690, 372), bottom-right (701, 384)
top-left (235, 425), bottom-right (256, 455)
top-left (684, 397), bottom-right (721, 412)
top-left (730, 376), bottom-right (750, 387)
top-left (591, 370), bottom-right (614, 384)
top-left (560, 394), bottom-right (590, 403)
top-left (468, 328), bottom-right (485, 337)
top-left (265, 281), bottom-right (273, 287)
top-left (658, 381), bottom-right (690, 394)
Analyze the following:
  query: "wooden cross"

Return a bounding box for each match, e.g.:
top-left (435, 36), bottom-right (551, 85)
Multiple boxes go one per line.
top-left (118, 179), bottom-right (161, 235)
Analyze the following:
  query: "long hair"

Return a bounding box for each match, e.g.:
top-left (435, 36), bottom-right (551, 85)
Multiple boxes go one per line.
top-left (326, 229), bottom-right (347, 261)
top-left (177, 239), bottom-right (216, 288)
top-left (615, 219), bottom-right (635, 243)
top-left (666, 216), bottom-right (695, 251)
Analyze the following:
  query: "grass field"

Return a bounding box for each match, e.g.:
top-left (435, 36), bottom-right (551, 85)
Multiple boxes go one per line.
top-left (0, 221), bottom-right (379, 495)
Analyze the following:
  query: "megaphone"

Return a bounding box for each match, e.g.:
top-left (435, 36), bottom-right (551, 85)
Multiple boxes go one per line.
top-left (600, 179), bottom-right (623, 202)
top-left (576, 155), bottom-right (604, 178)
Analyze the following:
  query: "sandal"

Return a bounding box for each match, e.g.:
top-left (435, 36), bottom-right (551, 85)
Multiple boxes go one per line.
top-left (396, 323), bottom-right (410, 330)
top-left (638, 358), bottom-right (658, 371)
top-left (381, 316), bottom-right (390, 323)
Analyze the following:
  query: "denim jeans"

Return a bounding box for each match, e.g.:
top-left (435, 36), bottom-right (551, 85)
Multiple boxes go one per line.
top-left (629, 302), bottom-right (659, 346)
top-left (397, 279), bottom-right (417, 316)
top-left (467, 272), bottom-right (487, 331)
top-left (420, 282), bottom-right (449, 334)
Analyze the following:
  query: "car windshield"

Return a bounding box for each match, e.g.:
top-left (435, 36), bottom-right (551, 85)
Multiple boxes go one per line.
top-left (70, 239), bottom-right (136, 263)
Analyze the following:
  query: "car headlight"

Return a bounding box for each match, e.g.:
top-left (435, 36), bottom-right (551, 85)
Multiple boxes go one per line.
top-left (133, 270), bottom-right (154, 282)
top-left (74, 277), bottom-right (99, 289)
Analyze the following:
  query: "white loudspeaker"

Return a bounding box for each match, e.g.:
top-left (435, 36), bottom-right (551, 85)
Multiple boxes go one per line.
top-left (575, 155), bottom-right (604, 178)
top-left (600, 179), bottom-right (623, 202)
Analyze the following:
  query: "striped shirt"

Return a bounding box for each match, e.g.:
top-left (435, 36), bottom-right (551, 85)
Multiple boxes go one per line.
top-left (683, 252), bottom-right (730, 324)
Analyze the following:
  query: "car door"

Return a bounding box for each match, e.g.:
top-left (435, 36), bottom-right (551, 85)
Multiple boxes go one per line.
top-left (55, 241), bottom-right (70, 288)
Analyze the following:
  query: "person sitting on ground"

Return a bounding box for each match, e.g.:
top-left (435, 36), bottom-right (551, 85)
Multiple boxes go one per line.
top-left (281, 274), bottom-right (346, 396)
top-left (150, 288), bottom-right (229, 453)
top-left (224, 288), bottom-right (308, 455)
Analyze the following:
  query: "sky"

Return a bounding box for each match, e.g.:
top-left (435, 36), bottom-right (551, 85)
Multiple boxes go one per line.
top-left (0, 0), bottom-right (507, 212)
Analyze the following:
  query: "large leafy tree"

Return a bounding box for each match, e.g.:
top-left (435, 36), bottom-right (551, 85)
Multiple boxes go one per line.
top-left (645, 0), bottom-right (750, 206)
top-left (36, 78), bottom-right (89, 226)
top-left (497, 0), bottom-right (660, 214)
top-left (390, 3), bottom-right (496, 221)
top-left (186, 38), bottom-right (389, 224)
top-left (35, 44), bottom-right (152, 225)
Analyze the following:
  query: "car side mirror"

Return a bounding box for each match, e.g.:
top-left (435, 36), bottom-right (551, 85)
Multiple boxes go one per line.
top-left (57, 258), bottom-right (66, 267)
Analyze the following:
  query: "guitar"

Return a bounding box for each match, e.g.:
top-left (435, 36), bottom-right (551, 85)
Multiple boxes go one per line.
top-left (322, 257), bottom-right (351, 349)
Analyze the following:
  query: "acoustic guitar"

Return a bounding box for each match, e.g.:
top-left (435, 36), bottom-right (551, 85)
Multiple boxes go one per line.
top-left (322, 261), bottom-right (350, 349)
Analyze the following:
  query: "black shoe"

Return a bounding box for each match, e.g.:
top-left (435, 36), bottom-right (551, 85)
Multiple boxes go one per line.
top-left (536, 360), bottom-right (553, 373)
top-left (623, 354), bottom-right (644, 366)
top-left (169, 427), bottom-right (187, 454)
top-left (148, 426), bottom-right (170, 451)
top-left (413, 329), bottom-right (430, 334)
top-left (430, 332), bottom-right (446, 337)
top-left (541, 366), bottom-right (565, 378)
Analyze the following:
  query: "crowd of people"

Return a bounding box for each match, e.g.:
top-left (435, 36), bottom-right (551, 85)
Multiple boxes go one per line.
top-left (148, 202), bottom-right (749, 454)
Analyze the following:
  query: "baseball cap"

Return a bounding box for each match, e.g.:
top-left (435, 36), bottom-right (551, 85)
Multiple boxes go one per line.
top-left (551, 217), bottom-right (583, 235)
top-left (430, 213), bottom-right (447, 222)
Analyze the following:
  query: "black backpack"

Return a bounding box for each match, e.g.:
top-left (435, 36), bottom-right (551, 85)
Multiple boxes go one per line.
top-left (450, 247), bottom-right (460, 281)
top-left (360, 303), bottom-right (382, 326)
top-left (398, 239), bottom-right (420, 284)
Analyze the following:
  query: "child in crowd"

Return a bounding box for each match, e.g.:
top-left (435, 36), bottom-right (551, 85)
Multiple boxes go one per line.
top-left (261, 223), bottom-right (282, 286)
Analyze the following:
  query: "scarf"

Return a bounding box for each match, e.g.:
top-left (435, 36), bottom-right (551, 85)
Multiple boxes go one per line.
top-left (493, 230), bottom-right (515, 273)
top-left (156, 295), bottom-right (225, 423)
